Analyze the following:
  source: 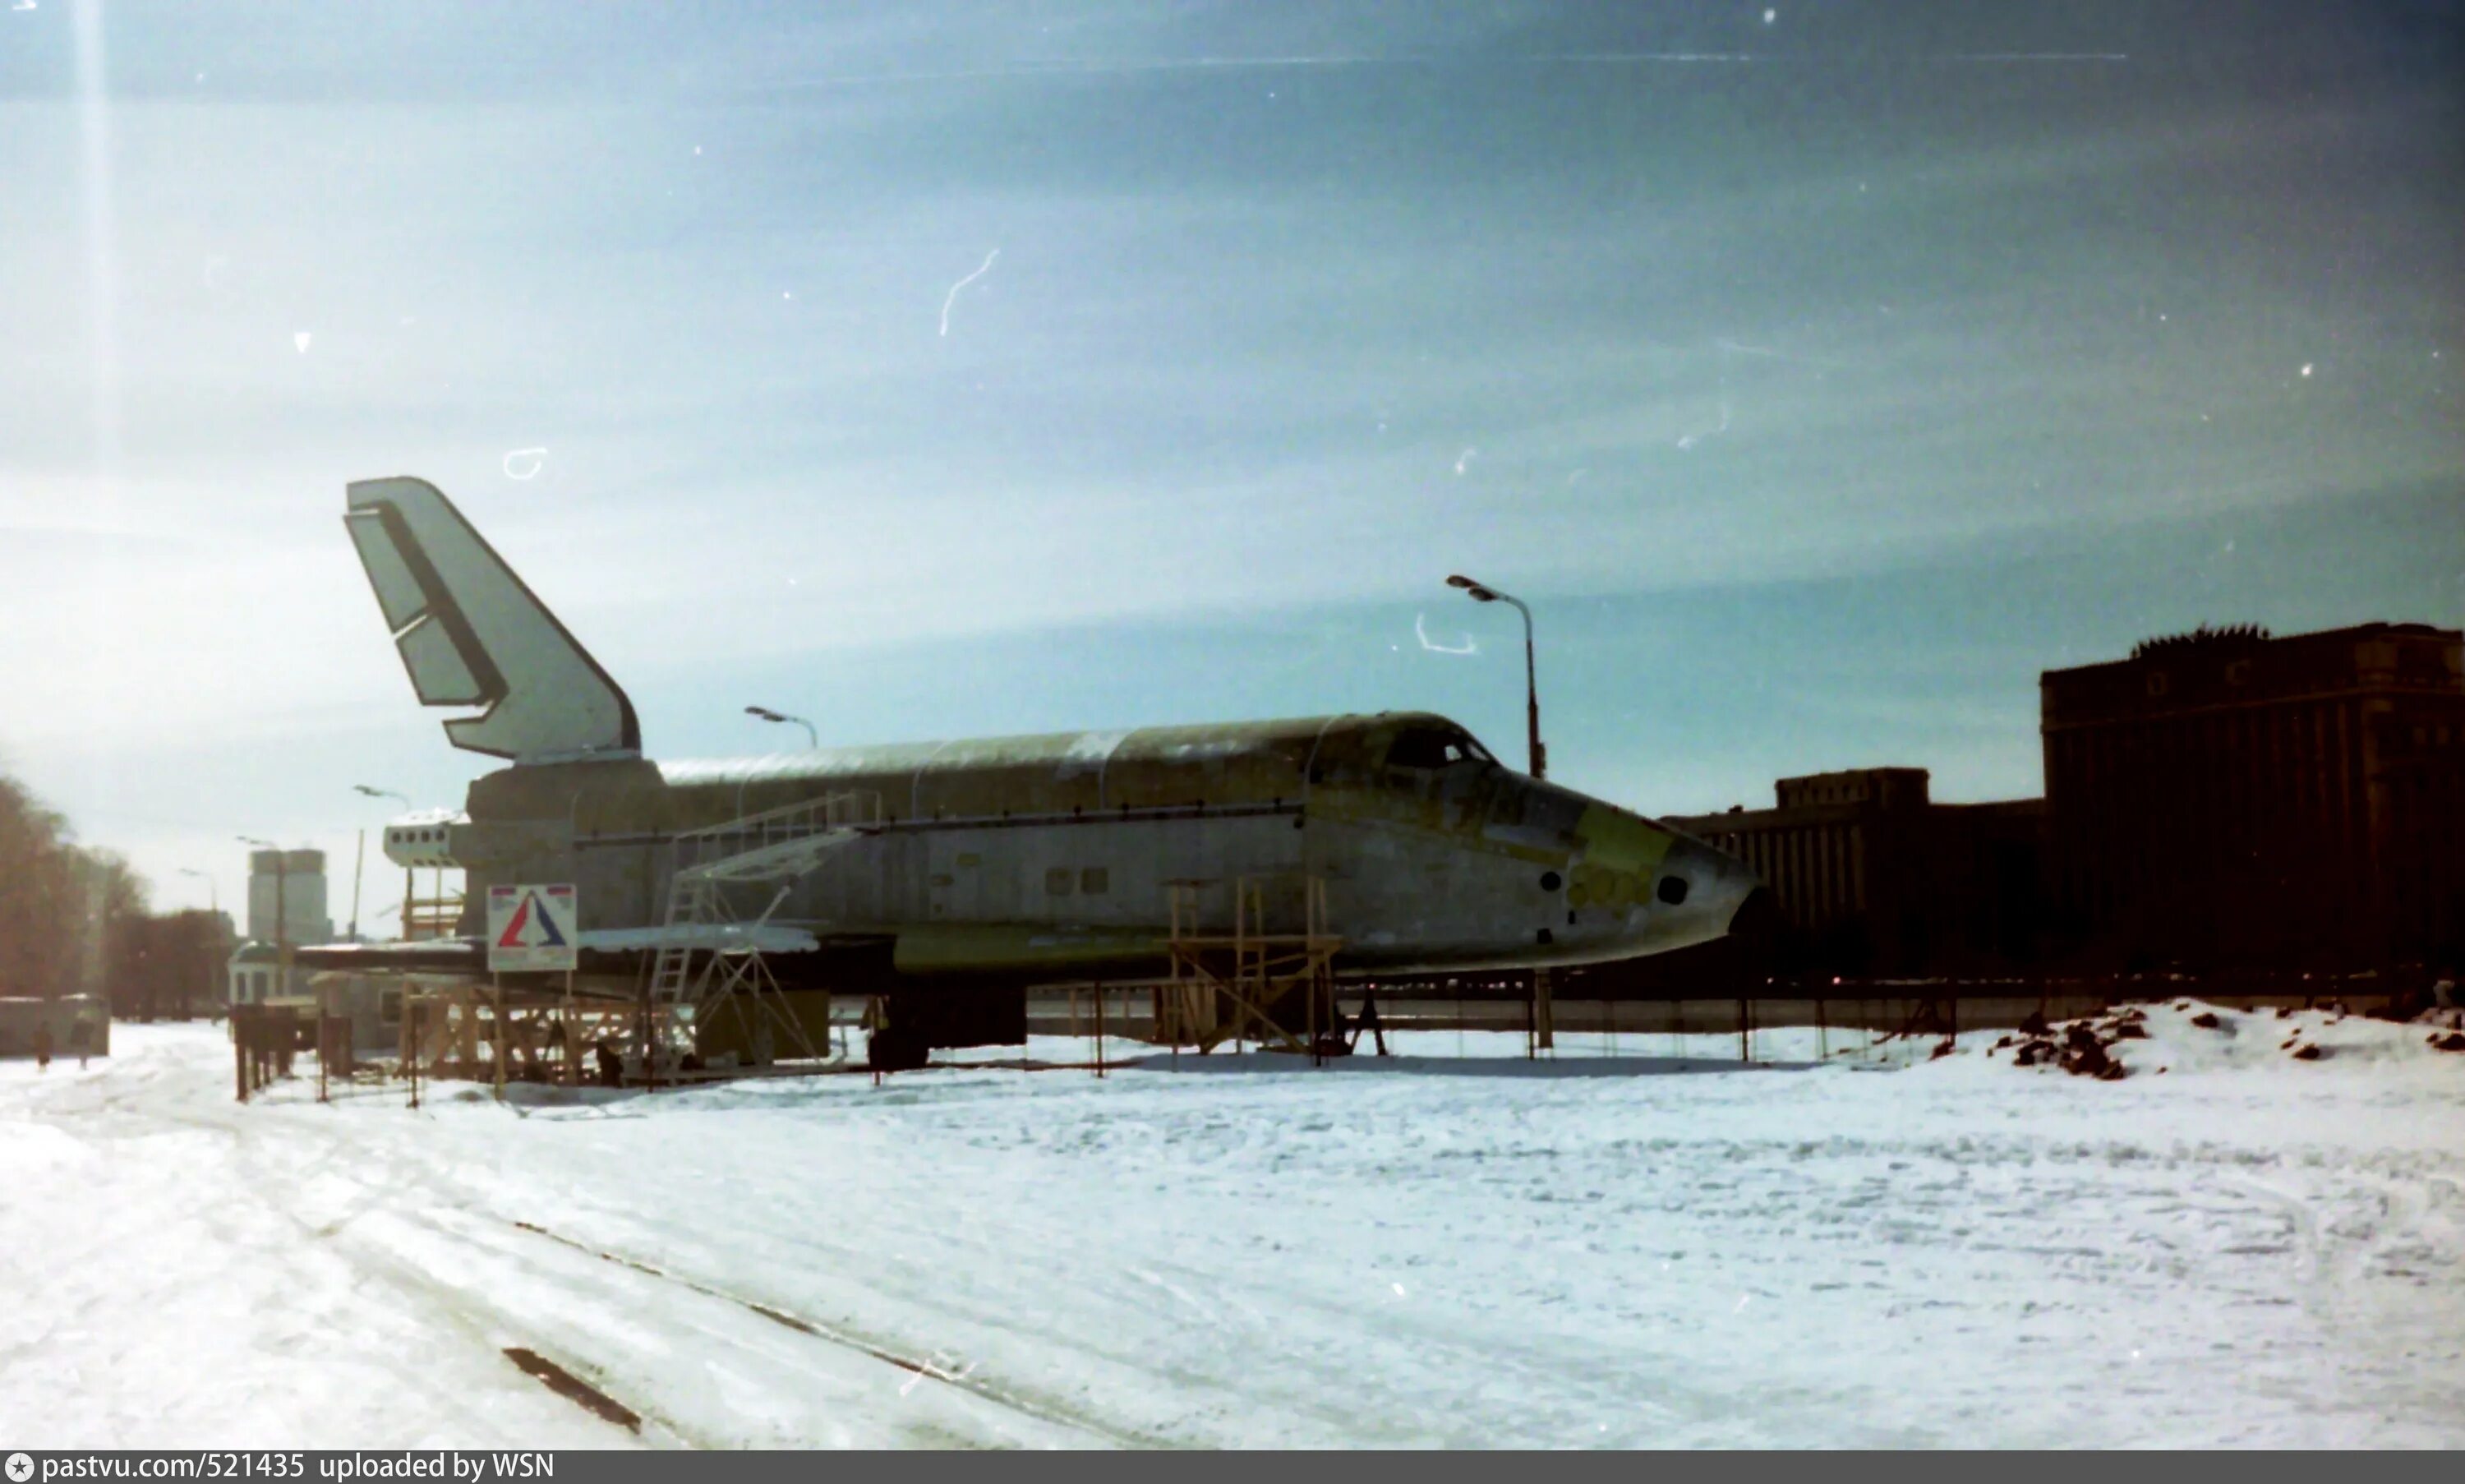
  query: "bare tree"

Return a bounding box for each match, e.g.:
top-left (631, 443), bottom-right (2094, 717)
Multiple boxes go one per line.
top-left (0, 771), bottom-right (150, 1002)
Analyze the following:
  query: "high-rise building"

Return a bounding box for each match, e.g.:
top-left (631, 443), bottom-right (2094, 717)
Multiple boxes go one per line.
top-left (244, 848), bottom-right (334, 947)
top-left (2039, 622), bottom-right (2465, 967)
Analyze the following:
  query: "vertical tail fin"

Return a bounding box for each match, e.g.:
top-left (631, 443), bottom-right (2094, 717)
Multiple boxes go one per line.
top-left (343, 476), bottom-right (640, 763)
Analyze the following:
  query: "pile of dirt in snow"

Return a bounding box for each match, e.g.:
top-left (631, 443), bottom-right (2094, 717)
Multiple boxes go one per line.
top-left (1988, 1005), bottom-right (2144, 1080)
top-left (2242, 999), bottom-right (2465, 1064)
top-left (1982, 999), bottom-right (2465, 1081)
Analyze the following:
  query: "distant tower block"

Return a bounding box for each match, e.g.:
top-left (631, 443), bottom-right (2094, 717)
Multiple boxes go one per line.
top-left (246, 848), bottom-right (335, 947)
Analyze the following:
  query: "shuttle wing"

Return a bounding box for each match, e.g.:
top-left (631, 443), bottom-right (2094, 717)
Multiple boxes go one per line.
top-left (293, 924), bottom-right (818, 975)
top-left (343, 477), bottom-right (640, 763)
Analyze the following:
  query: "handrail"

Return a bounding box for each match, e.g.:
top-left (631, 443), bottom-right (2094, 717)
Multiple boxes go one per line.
top-left (675, 788), bottom-right (883, 842)
top-left (672, 790), bottom-right (884, 879)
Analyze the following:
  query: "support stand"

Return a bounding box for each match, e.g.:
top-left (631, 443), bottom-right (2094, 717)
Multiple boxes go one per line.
top-left (492, 972), bottom-right (506, 1100)
top-left (1160, 875), bottom-right (1343, 1056)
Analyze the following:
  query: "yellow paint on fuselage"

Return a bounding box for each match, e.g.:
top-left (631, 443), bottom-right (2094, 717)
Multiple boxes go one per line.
top-left (1572, 802), bottom-right (1679, 877)
top-left (1566, 803), bottom-right (1678, 908)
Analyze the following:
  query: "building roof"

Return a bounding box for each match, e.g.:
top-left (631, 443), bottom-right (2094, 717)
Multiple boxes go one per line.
top-left (2041, 620), bottom-right (2465, 728)
top-left (2042, 620), bottom-right (2460, 682)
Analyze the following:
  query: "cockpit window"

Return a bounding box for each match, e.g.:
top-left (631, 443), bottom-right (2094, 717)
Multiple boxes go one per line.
top-left (1386, 727), bottom-right (1495, 771)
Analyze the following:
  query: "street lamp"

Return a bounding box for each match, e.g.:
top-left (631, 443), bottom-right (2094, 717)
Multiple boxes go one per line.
top-left (348, 786), bottom-right (408, 942)
top-left (745, 705), bottom-right (818, 750)
top-left (1446, 574), bottom-right (1555, 1056)
top-left (357, 785), bottom-right (436, 942)
top-left (175, 866), bottom-right (217, 915)
top-left (1445, 574), bottom-right (1546, 781)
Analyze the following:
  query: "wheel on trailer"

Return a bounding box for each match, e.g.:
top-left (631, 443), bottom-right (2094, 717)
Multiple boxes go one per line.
top-left (866, 1028), bottom-right (929, 1073)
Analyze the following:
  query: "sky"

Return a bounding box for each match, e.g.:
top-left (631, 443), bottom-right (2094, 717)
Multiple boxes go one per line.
top-left (2, 0), bottom-right (2460, 924)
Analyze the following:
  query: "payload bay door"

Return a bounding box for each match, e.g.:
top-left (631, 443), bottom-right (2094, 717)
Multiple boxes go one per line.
top-left (926, 838), bottom-right (986, 922)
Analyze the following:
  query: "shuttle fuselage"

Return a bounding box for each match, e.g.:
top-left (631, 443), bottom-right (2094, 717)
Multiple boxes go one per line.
top-left (442, 713), bottom-right (1758, 984)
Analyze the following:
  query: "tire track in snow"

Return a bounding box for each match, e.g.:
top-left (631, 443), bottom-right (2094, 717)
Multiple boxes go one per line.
top-left (498, 1216), bottom-right (1157, 1449)
top-left (340, 1200), bottom-right (1065, 1448)
top-left (205, 1114), bottom-right (693, 1444)
top-left (58, 1076), bottom-right (740, 1445)
top-left (71, 1069), bottom-right (1136, 1447)
top-left (320, 1217), bottom-right (701, 1446)
top-left (311, 1190), bottom-right (1103, 1448)
top-left (4, 1058), bottom-right (668, 1446)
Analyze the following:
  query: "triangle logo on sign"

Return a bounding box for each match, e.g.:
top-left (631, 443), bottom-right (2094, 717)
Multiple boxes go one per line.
top-left (495, 888), bottom-right (569, 950)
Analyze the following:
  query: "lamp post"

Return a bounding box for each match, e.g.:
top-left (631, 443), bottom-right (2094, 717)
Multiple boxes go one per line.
top-left (355, 786), bottom-right (412, 942)
top-left (349, 786), bottom-right (408, 942)
top-left (744, 705), bottom-right (818, 750)
top-left (1445, 575), bottom-right (1555, 1056)
top-left (1445, 574), bottom-right (1546, 780)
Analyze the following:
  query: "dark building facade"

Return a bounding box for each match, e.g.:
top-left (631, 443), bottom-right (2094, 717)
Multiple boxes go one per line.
top-left (2040, 622), bottom-right (2465, 969)
top-left (1667, 768), bottom-right (2044, 975)
top-left (2377, 713), bottom-right (2465, 966)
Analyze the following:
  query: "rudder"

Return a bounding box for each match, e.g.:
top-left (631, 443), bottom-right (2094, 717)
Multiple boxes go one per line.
top-left (344, 476), bottom-right (639, 763)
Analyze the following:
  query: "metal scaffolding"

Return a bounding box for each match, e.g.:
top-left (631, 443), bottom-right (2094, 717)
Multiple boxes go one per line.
top-left (641, 790), bottom-right (883, 1072)
top-left (1159, 874), bottom-right (1343, 1058)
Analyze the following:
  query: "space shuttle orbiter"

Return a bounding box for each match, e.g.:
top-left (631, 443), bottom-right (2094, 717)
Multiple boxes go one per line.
top-left (316, 476), bottom-right (1767, 1070)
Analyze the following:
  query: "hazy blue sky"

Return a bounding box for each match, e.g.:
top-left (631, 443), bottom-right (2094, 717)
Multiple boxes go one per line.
top-left (3, 1), bottom-right (2460, 922)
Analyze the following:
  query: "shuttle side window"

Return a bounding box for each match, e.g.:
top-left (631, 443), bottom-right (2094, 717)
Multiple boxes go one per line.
top-left (1080, 867), bottom-right (1108, 895)
top-left (1045, 867), bottom-right (1073, 896)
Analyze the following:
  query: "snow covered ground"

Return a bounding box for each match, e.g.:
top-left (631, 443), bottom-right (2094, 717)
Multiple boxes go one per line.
top-left (4, 1004), bottom-right (2463, 1449)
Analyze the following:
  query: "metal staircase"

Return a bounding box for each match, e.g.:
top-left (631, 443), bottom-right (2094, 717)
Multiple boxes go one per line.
top-left (645, 790), bottom-right (882, 1067)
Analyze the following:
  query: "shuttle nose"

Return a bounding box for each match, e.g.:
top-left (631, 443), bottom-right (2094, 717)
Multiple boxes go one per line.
top-left (1654, 834), bottom-right (1764, 938)
top-left (1563, 803), bottom-right (1764, 959)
